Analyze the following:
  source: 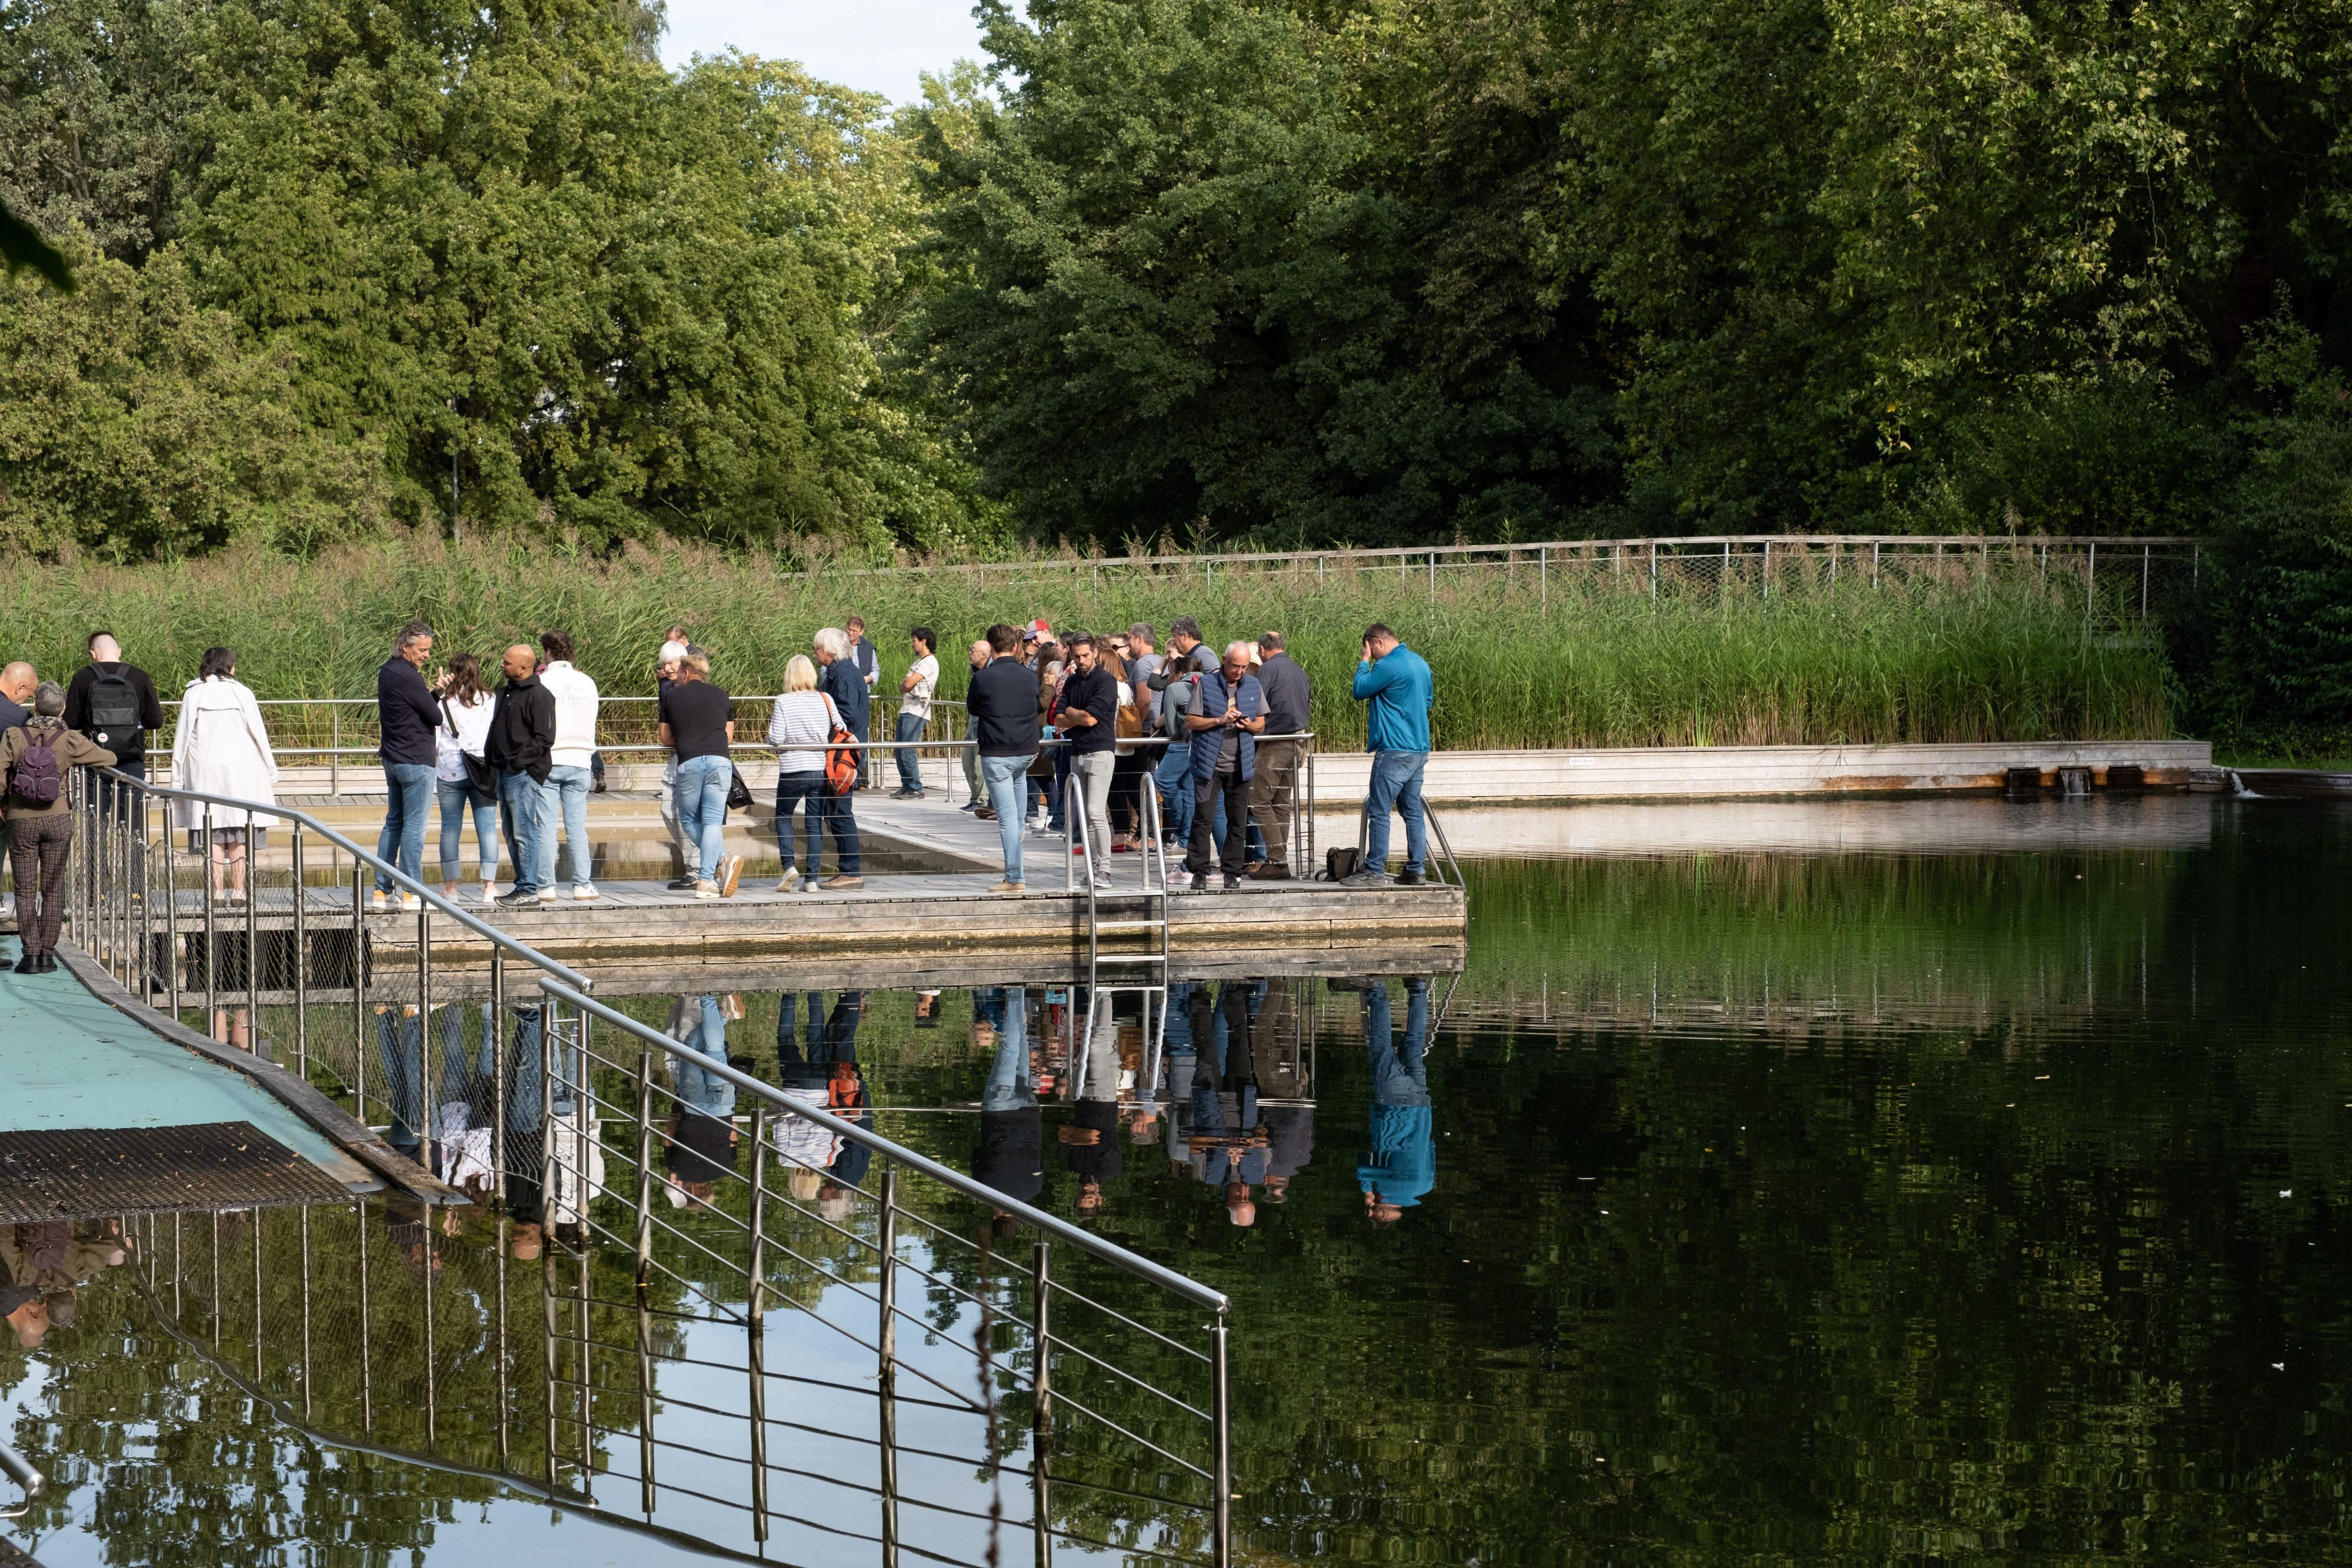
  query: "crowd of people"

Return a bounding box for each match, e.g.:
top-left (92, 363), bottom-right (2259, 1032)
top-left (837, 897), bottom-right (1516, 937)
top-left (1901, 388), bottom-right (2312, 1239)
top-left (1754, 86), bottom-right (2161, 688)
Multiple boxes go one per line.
top-left (0, 610), bottom-right (1436, 973)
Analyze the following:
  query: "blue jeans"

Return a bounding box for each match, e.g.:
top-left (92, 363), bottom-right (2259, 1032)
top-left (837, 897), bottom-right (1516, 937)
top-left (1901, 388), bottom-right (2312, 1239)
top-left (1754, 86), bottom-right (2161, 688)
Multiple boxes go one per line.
top-left (674, 754), bottom-right (731, 880)
top-left (981, 988), bottom-right (1033, 1113)
top-left (539, 764), bottom-right (593, 890)
top-left (673, 995), bottom-right (734, 1118)
top-left (981, 754), bottom-right (1033, 882)
top-left (774, 771), bottom-right (825, 873)
top-left (1154, 741), bottom-right (1194, 841)
top-left (894, 711), bottom-right (927, 793)
top-left (1365, 979), bottom-right (1432, 1104)
top-left (497, 770), bottom-right (546, 895)
top-left (436, 777), bottom-right (498, 884)
top-left (376, 763), bottom-right (436, 894)
top-left (817, 790), bottom-right (861, 875)
top-left (1364, 750), bottom-right (1428, 876)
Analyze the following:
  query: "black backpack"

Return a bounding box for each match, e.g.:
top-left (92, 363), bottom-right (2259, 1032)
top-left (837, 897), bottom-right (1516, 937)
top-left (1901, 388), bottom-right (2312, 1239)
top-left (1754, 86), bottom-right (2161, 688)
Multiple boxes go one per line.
top-left (88, 667), bottom-right (142, 742)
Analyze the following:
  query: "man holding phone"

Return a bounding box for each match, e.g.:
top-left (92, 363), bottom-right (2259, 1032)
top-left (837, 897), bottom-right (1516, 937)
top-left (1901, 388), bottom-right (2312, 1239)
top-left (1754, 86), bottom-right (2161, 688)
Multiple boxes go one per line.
top-left (1182, 642), bottom-right (1266, 892)
top-left (1348, 623), bottom-right (1434, 886)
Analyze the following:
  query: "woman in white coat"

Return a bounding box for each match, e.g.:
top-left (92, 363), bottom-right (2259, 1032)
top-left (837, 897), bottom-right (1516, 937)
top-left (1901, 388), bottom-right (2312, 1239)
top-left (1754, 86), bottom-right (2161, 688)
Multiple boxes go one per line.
top-left (170, 646), bottom-right (280, 907)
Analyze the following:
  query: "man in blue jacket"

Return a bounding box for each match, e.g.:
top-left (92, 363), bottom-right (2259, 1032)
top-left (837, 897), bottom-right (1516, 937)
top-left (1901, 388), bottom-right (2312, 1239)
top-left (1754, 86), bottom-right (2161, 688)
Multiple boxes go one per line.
top-left (1348, 623), bottom-right (1434, 887)
top-left (1357, 975), bottom-right (1433, 1224)
top-left (1184, 643), bottom-right (1265, 892)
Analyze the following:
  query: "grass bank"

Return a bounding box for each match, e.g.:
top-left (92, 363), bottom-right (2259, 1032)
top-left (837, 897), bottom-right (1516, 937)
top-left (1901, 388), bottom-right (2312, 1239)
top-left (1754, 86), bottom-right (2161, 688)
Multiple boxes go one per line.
top-left (0, 536), bottom-right (2171, 749)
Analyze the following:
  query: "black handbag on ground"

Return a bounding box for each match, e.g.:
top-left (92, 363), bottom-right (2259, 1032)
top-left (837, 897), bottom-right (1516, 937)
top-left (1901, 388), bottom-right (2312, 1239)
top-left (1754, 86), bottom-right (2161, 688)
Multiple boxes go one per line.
top-left (1321, 846), bottom-right (1361, 882)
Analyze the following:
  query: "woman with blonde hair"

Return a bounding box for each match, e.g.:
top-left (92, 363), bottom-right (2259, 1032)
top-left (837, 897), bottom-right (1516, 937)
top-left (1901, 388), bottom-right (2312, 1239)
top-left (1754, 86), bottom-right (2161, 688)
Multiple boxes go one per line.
top-left (764, 654), bottom-right (847, 892)
top-left (170, 647), bottom-right (279, 907)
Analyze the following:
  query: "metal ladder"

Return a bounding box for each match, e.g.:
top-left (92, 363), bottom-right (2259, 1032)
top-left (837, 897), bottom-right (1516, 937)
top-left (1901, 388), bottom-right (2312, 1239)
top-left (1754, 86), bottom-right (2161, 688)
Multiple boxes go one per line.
top-left (1065, 772), bottom-right (1173, 996)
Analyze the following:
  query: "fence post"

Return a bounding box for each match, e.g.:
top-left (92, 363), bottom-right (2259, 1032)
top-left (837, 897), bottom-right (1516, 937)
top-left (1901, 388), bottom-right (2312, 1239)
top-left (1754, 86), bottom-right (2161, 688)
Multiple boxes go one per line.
top-left (1212, 1312), bottom-right (1232, 1568)
top-left (203, 801), bottom-right (217, 1029)
top-left (292, 825), bottom-right (308, 1076)
top-left (2087, 541), bottom-right (2097, 630)
top-left (489, 947), bottom-right (506, 1191)
top-left (635, 1045), bottom-right (655, 1284)
top-left (2141, 544), bottom-right (2149, 618)
top-left (747, 1102), bottom-right (767, 1325)
top-left (352, 858), bottom-right (366, 1127)
top-left (1539, 546), bottom-right (1547, 614)
top-left (418, 902), bottom-right (433, 1165)
top-left (1032, 1240), bottom-right (1053, 1568)
top-left (878, 1164), bottom-right (900, 1567)
top-left (330, 704), bottom-right (340, 798)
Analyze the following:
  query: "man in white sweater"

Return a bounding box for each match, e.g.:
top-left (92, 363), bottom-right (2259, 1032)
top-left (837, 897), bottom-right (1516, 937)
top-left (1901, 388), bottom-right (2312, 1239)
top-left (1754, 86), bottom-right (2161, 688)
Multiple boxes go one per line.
top-left (537, 630), bottom-right (602, 900)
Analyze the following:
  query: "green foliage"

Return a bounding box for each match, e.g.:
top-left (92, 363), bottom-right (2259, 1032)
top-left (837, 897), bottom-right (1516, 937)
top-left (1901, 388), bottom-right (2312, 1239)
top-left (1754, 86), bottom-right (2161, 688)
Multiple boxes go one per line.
top-left (0, 0), bottom-right (990, 554)
top-left (910, 0), bottom-right (1616, 547)
top-left (0, 537), bottom-right (2171, 747)
top-left (0, 247), bottom-right (386, 556)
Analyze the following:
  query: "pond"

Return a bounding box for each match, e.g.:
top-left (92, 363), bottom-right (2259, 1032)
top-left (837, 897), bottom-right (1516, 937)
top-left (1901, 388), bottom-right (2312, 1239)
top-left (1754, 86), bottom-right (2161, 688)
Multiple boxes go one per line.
top-left (6, 794), bottom-right (2351, 1564)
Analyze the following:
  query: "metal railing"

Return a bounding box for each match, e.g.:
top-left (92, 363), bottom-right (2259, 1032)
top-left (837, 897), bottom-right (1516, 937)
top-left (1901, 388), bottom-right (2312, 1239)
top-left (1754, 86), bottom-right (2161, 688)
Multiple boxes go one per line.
top-left (61, 763), bottom-right (1240, 1567)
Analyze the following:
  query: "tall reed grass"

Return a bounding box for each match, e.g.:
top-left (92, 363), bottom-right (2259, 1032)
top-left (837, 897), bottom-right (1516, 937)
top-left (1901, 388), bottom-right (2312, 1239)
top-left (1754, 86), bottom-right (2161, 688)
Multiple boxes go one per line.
top-left (0, 534), bottom-right (2170, 747)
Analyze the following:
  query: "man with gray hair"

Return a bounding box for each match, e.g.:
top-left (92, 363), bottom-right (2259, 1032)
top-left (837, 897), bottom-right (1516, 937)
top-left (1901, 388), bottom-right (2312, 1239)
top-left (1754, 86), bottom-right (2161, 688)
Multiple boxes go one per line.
top-left (961, 639), bottom-right (992, 810)
top-left (814, 627), bottom-right (871, 785)
top-left (372, 620), bottom-right (439, 912)
top-left (0, 661), bottom-right (30, 918)
top-left (2, 681), bottom-right (117, 972)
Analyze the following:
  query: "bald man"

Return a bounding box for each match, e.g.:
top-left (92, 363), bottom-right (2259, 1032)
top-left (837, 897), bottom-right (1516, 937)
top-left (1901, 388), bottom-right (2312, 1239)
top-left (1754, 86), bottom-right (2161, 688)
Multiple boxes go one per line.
top-left (65, 632), bottom-right (162, 829)
top-left (0, 661), bottom-right (34, 730)
top-left (483, 644), bottom-right (556, 909)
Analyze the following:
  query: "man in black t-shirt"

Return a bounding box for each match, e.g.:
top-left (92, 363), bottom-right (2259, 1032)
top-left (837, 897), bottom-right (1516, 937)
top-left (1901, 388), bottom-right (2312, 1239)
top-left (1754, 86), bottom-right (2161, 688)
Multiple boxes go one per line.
top-left (657, 647), bottom-right (738, 896)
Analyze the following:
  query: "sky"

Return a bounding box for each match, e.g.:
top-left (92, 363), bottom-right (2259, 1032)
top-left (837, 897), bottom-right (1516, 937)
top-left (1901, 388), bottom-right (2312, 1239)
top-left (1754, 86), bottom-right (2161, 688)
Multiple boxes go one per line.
top-left (659, 0), bottom-right (993, 105)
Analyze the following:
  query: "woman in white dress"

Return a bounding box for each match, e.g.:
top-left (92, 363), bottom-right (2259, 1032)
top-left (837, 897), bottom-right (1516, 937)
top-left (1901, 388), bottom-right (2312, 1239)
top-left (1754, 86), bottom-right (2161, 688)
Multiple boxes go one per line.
top-left (169, 646), bottom-right (279, 907)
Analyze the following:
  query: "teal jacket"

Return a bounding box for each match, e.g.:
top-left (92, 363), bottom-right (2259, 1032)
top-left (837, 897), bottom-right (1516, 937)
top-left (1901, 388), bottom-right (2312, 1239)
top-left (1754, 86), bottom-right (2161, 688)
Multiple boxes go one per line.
top-left (1350, 644), bottom-right (1433, 753)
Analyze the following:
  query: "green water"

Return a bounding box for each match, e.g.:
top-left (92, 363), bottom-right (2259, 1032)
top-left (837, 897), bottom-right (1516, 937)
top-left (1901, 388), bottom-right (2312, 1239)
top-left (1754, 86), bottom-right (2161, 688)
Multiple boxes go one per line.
top-left (9, 796), bottom-right (2352, 1564)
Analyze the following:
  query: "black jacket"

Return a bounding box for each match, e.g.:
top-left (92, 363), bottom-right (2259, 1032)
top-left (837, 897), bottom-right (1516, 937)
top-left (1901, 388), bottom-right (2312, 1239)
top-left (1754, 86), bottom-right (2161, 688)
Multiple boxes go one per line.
top-left (485, 675), bottom-right (556, 783)
top-left (1060, 665), bottom-right (1120, 755)
top-left (376, 656), bottom-right (442, 767)
top-left (65, 662), bottom-right (164, 761)
top-left (1256, 653), bottom-right (1312, 737)
top-left (969, 656), bottom-right (1041, 757)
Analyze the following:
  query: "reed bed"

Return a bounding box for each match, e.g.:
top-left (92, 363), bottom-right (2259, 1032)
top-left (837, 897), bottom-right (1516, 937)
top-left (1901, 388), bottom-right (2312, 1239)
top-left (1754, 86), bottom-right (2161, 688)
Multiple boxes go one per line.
top-left (0, 534), bottom-right (2171, 750)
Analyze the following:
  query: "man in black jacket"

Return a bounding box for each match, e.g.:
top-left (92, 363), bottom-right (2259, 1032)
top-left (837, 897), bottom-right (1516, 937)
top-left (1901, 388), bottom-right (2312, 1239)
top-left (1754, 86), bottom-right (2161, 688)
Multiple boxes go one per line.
top-left (969, 623), bottom-right (1042, 892)
top-left (485, 644), bottom-right (556, 909)
top-left (369, 620), bottom-right (440, 911)
top-left (1059, 634), bottom-right (1120, 888)
top-left (66, 631), bottom-right (164, 832)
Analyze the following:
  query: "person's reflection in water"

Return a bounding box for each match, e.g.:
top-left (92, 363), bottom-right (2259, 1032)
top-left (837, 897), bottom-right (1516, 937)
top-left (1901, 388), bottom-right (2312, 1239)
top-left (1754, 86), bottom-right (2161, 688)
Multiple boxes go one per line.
top-left (1, 1219), bottom-right (128, 1348)
top-left (971, 985), bottom-right (1041, 1234)
top-left (1263, 1100), bottom-right (1314, 1208)
top-left (1060, 992), bottom-right (1123, 1216)
top-left (665, 995), bottom-right (738, 1119)
top-left (1357, 977), bottom-right (1434, 1225)
top-left (773, 992), bottom-right (861, 1182)
top-left (1187, 984), bottom-right (1267, 1226)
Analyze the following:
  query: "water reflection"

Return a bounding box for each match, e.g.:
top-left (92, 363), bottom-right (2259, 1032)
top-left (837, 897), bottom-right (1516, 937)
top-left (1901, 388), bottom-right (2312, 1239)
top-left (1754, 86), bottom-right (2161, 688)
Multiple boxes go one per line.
top-left (22, 800), bottom-right (2352, 1564)
top-left (3, 1221), bottom-right (129, 1350)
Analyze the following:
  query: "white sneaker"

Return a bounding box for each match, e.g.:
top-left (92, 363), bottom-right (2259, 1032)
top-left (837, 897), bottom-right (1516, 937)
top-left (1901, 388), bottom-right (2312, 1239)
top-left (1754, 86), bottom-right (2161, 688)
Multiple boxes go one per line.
top-left (572, 885), bottom-right (599, 901)
top-left (537, 887), bottom-right (557, 902)
top-left (693, 880), bottom-right (720, 900)
top-left (369, 890), bottom-right (390, 913)
top-left (397, 893), bottom-right (422, 912)
top-left (480, 882), bottom-right (497, 902)
top-left (776, 867), bottom-right (803, 893)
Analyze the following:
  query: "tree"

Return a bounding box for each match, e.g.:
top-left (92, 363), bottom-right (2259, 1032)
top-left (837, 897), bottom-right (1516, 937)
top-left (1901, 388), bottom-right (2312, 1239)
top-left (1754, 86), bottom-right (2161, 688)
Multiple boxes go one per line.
top-left (914, 0), bottom-right (1616, 547)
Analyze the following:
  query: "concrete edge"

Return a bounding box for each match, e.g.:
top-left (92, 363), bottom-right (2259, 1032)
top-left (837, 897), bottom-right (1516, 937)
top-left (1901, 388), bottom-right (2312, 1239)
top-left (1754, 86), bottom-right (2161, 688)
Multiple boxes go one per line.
top-left (55, 942), bottom-right (465, 1208)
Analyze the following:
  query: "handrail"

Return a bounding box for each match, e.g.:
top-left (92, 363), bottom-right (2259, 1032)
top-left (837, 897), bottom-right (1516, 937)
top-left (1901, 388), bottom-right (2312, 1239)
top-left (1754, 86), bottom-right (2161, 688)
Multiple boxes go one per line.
top-left (540, 978), bottom-right (1230, 1315)
top-left (0, 1439), bottom-right (42, 1520)
top-left (83, 765), bottom-right (1231, 1315)
top-left (92, 766), bottom-right (591, 992)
